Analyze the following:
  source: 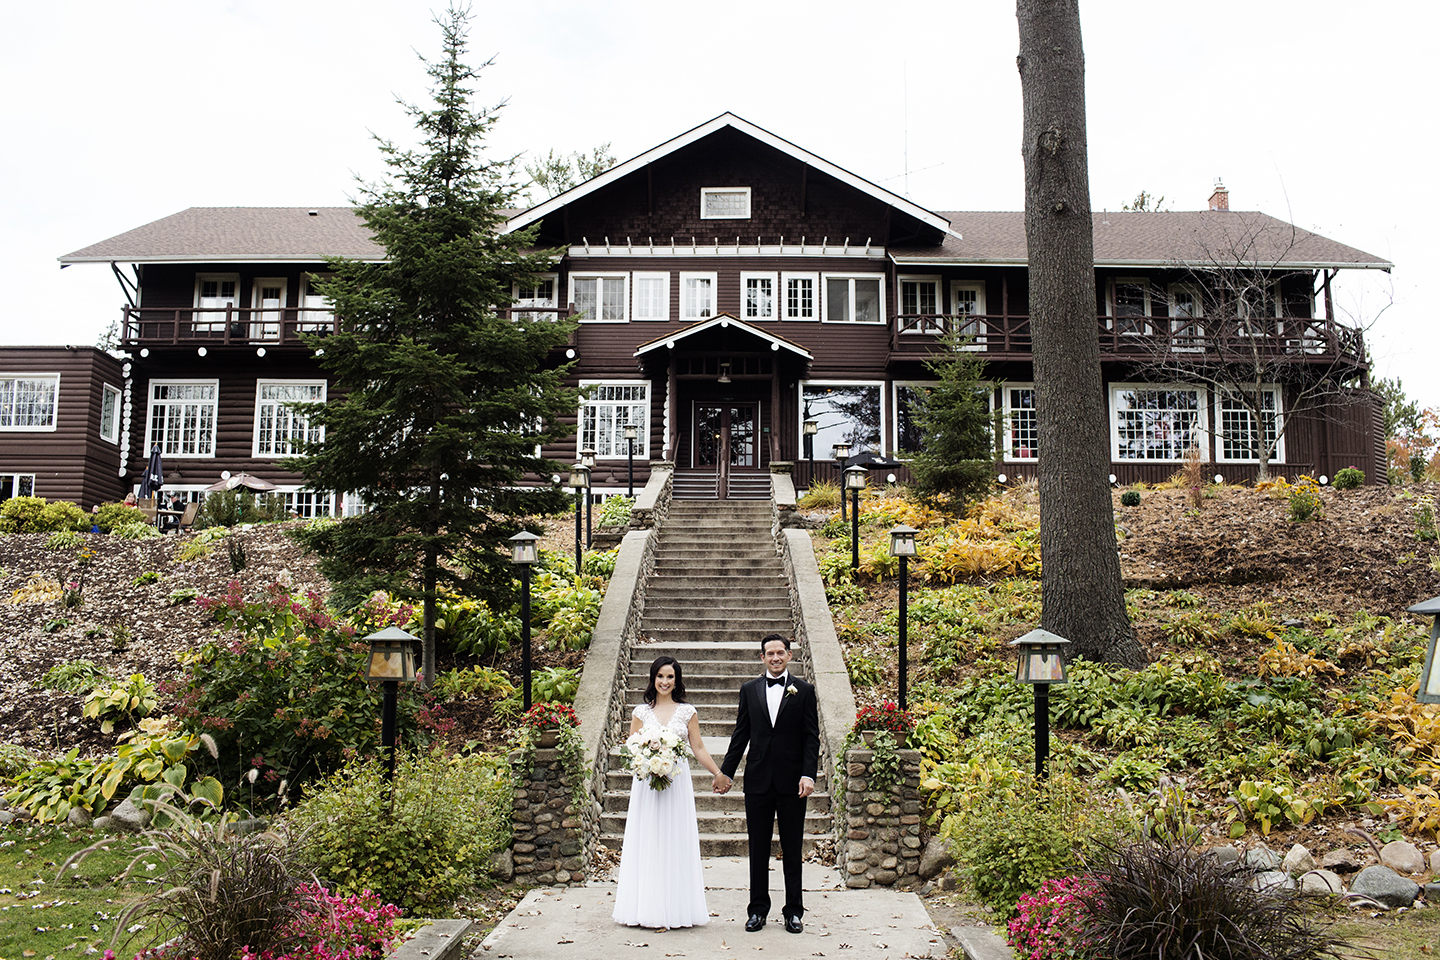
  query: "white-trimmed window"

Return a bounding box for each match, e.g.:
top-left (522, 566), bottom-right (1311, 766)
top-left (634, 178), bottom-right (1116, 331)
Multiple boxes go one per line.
top-left (0, 474), bottom-right (35, 501)
top-left (580, 381), bottom-right (650, 458)
top-left (633, 272), bottom-right (670, 321)
top-left (570, 273), bottom-right (628, 322)
top-left (250, 277), bottom-right (286, 340)
top-left (892, 381), bottom-right (937, 456)
top-left (275, 488), bottom-right (334, 519)
top-left (801, 381), bottom-right (885, 457)
top-left (742, 272), bottom-right (778, 320)
top-left (513, 274), bottom-right (559, 321)
top-left (100, 383), bottom-right (121, 444)
top-left (300, 273), bottom-right (334, 331)
top-left (1111, 384), bottom-right (1207, 461)
top-left (0, 375), bottom-right (59, 431)
top-left (147, 380), bottom-right (219, 457)
top-left (899, 276), bottom-right (942, 334)
top-left (1168, 283), bottom-right (1205, 352)
top-left (823, 275), bottom-right (884, 324)
top-left (254, 380), bottom-right (326, 457)
top-left (680, 272), bottom-right (717, 320)
top-left (952, 281), bottom-right (987, 347)
top-left (700, 187), bottom-right (751, 220)
top-left (1217, 387), bottom-right (1283, 463)
top-left (1003, 384), bottom-right (1038, 461)
top-left (782, 272), bottom-right (818, 320)
top-left (1109, 279), bottom-right (1152, 336)
top-left (194, 273), bottom-right (239, 334)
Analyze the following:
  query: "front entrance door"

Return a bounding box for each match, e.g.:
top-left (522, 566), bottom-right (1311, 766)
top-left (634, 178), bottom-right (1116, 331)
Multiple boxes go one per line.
top-left (694, 403), bottom-right (758, 497)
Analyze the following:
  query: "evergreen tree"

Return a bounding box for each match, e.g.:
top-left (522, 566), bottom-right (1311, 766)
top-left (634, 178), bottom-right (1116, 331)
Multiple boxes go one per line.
top-left (291, 8), bottom-right (575, 684)
top-left (907, 332), bottom-right (995, 509)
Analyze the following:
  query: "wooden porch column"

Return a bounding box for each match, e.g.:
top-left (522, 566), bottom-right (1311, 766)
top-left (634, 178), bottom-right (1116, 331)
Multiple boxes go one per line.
top-left (770, 363), bottom-right (782, 463)
top-left (667, 355), bottom-right (678, 462)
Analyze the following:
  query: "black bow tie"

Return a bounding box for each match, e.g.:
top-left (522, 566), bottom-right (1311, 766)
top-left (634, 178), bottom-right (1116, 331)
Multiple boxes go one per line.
top-left (767, 675), bottom-right (786, 687)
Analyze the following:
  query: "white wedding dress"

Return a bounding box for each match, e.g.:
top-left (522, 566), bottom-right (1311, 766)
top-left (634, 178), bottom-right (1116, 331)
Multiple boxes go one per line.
top-left (612, 702), bottom-right (709, 928)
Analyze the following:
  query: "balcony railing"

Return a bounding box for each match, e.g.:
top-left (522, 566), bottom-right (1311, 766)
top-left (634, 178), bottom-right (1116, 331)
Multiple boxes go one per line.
top-left (121, 304), bottom-right (576, 347)
top-left (892, 312), bottom-right (1366, 365)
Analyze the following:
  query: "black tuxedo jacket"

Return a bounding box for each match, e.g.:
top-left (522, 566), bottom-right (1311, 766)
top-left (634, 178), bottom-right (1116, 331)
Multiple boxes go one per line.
top-left (720, 674), bottom-right (821, 795)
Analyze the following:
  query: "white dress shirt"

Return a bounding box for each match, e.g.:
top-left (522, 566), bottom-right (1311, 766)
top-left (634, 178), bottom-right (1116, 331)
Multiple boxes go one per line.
top-left (765, 671), bottom-right (788, 725)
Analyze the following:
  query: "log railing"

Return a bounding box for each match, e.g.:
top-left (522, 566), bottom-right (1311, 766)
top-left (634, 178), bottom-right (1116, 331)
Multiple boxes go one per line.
top-left (120, 305), bottom-right (575, 346)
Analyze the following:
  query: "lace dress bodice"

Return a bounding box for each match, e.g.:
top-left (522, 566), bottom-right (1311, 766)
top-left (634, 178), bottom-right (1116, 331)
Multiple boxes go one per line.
top-left (634, 702), bottom-right (696, 741)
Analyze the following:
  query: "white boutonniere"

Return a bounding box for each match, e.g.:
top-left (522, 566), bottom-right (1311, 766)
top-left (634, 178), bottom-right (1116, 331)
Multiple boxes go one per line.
top-left (786, 684), bottom-right (798, 698)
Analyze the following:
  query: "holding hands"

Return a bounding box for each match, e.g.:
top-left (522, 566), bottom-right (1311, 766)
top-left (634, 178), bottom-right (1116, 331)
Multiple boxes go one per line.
top-left (713, 772), bottom-right (733, 794)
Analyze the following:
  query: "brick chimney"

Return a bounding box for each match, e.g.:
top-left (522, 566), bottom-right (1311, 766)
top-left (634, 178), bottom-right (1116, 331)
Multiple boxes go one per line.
top-left (1208, 179), bottom-right (1229, 212)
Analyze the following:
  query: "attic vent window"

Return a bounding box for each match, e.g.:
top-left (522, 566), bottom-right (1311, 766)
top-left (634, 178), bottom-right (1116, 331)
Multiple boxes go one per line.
top-left (701, 187), bottom-right (751, 220)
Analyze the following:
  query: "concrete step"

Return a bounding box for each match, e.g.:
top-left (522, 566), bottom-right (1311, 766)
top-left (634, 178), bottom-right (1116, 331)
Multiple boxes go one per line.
top-left (629, 641), bottom-right (781, 659)
top-left (641, 623), bottom-right (794, 641)
top-left (613, 688), bottom-right (754, 707)
top-left (600, 832), bottom-right (822, 858)
top-left (600, 807), bottom-right (832, 837)
top-left (652, 546), bottom-right (780, 561)
top-left (601, 788), bottom-right (831, 815)
top-left (643, 601), bottom-right (792, 619)
top-left (601, 763), bottom-right (827, 795)
top-left (645, 582), bottom-right (791, 599)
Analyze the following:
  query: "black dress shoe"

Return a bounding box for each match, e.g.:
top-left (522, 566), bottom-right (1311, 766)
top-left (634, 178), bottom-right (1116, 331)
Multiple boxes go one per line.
top-left (785, 915), bottom-right (803, 934)
top-left (745, 914), bottom-right (766, 932)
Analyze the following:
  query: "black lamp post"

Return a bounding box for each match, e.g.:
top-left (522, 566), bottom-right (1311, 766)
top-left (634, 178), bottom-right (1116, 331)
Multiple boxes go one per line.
top-left (845, 465), bottom-right (867, 569)
top-left (569, 462), bottom-right (590, 577)
top-left (1010, 629), bottom-right (1070, 779)
top-left (803, 419), bottom-right (818, 492)
top-left (580, 447), bottom-right (597, 548)
top-left (365, 626), bottom-right (418, 781)
top-left (509, 531), bottom-right (540, 710)
top-left (889, 524), bottom-right (918, 710)
top-left (623, 424), bottom-right (638, 497)
top-left (832, 442), bottom-right (852, 520)
top-left (1407, 595), bottom-right (1440, 703)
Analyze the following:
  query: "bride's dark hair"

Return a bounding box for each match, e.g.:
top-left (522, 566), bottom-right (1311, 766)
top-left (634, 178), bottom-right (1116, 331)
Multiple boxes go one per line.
top-left (644, 655), bottom-right (688, 706)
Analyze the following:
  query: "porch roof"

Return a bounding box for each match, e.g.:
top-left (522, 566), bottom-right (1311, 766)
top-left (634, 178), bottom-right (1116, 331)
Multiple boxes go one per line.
top-left (632, 314), bottom-right (815, 360)
top-left (59, 207), bottom-right (389, 264)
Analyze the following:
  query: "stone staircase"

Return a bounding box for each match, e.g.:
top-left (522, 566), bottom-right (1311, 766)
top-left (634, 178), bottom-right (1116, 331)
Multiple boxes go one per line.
top-left (600, 499), bottom-right (831, 856)
top-left (672, 469), bottom-right (771, 500)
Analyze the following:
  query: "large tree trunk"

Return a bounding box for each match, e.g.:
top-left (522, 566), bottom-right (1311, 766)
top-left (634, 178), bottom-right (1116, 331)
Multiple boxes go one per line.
top-left (1017, 0), bottom-right (1144, 667)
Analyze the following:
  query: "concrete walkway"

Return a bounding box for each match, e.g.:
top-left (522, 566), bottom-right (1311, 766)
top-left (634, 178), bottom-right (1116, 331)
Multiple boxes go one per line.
top-left (478, 858), bottom-right (995, 959)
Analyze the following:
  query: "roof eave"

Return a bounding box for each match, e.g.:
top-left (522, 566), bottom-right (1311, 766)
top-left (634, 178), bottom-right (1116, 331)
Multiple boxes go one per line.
top-left (58, 254), bottom-right (388, 266)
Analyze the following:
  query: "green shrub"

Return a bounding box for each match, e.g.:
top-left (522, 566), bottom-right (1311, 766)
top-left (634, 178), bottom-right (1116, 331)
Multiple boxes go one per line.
top-left (424, 592), bottom-right (521, 658)
top-left (1418, 502), bottom-right (1438, 542)
top-left (596, 495), bottom-right (634, 526)
top-left (432, 665), bottom-right (514, 701)
top-left (1332, 466), bottom-right (1364, 490)
top-left (95, 502), bottom-right (149, 532)
top-left (583, 547), bottom-right (618, 578)
top-left (82, 673), bottom-right (158, 734)
top-left (0, 743), bottom-right (33, 783)
top-left (114, 520), bottom-right (163, 540)
top-left (0, 496), bottom-right (90, 534)
top-left (45, 529), bottom-right (85, 550)
top-left (531, 666), bottom-right (580, 704)
top-left (941, 771), bottom-right (1126, 919)
top-left (169, 587), bottom-right (200, 605)
top-left (1287, 476), bottom-right (1324, 522)
top-left (798, 479), bottom-right (840, 509)
top-left (196, 489), bottom-right (287, 529)
top-left (41, 659), bottom-right (111, 694)
top-left (40, 500), bottom-right (90, 532)
top-left (537, 582), bottom-right (602, 650)
top-left (846, 651), bottom-right (886, 688)
top-left (1120, 489), bottom-right (1142, 507)
top-left (177, 540), bottom-right (216, 562)
top-left (133, 570), bottom-right (162, 587)
top-left (288, 750), bottom-right (513, 912)
top-left (1082, 838), bottom-right (1350, 960)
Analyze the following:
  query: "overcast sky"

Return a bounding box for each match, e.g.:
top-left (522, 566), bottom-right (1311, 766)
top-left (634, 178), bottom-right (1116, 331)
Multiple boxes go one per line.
top-left (2, 1), bottom-right (1430, 408)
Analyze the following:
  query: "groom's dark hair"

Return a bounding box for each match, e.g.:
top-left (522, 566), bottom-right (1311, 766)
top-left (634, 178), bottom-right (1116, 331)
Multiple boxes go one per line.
top-left (643, 655), bottom-right (688, 705)
top-left (760, 633), bottom-right (791, 652)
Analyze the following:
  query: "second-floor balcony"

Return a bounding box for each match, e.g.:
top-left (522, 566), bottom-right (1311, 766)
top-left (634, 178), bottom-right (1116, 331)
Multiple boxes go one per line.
top-left (120, 305), bottom-right (576, 347)
top-left (891, 312), bottom-right (1366, 368)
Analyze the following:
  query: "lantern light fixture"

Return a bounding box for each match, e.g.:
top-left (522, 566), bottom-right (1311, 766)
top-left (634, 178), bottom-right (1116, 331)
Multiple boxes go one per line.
top-left (1409, 595), bottom-right (1440, 703)
top-left (889, 523), bottom-right (919, 558)
top-left (365, 626), bottom-right (419, 682)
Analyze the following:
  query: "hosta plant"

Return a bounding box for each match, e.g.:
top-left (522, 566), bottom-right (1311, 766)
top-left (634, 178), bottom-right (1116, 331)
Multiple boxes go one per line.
top-left (83, 673), bottom-right (159, 733)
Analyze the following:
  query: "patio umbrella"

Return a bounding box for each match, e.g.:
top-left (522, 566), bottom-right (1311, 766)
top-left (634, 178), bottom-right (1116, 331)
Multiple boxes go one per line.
top-left (203, 473), bottom-right (279, 493)
top-left (137, 444), bottom-right (164, 499)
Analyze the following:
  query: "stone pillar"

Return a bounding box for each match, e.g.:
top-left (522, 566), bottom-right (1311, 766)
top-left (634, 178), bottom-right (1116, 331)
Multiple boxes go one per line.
top-left (840, 746), bottom-right (924, 889)
top-left (511, 746), bottom-right (587, 886)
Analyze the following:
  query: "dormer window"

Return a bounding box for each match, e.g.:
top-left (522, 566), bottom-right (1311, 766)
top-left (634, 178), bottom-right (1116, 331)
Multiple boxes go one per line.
top-left (700, 187), bottom-right (751, 220)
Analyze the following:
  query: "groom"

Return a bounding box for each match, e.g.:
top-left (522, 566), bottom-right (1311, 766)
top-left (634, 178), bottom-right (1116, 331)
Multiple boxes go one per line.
top-left (714, 633), bottom-right (821, 934)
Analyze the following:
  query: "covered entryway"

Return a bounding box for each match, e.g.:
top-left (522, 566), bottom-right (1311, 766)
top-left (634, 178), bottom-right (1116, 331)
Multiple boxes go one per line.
top-left (634, 315), bottom-right (813, 499)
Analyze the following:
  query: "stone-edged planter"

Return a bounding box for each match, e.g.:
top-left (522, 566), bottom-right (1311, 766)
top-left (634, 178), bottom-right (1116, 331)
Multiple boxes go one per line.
top-left (392, 919), bottom-right (472, 960)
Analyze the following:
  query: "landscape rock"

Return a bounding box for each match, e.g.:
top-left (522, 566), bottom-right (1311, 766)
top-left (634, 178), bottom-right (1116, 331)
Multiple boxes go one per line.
top-left (66, 806), bottom-right (93, 828)
top-left (1425, 882), bottom-right (1440, 902)
top-left (1283, 843), bottom-right (1315, 875)
top-left (1320, 849), bottom-right (1363, 873)
top-left (490, 848), bottom-right (515, 881)
top-left (917, 838), bottom-right (955, 880)
top-left (1351, 865), bottom-right (1420, 908)
top-left (1252, 870), bottom-right (1295, 892)
top-left (108, 798), bottom-right (149, 833)
top-left (1244, 845), bottom-right (1281, 872)
top-left (231, 818), bottom-right (269, 836)
top-left (1431, 850), bottom-right (1440, 875)
top-left (92, 815), bottom-right (117, 832)
top-left (1300, 869), bottom-right (1345, 894)
top-left (0, 810), bottom-right (15, 826)
top-left (1381, 840), bottom-right (1425, 875)
top-left (1206, 845), bottom-right (1241, 866)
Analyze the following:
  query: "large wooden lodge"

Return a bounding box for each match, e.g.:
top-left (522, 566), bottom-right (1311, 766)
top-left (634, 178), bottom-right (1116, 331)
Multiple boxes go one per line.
top-left (4, 113), bottom-right (1392, 511)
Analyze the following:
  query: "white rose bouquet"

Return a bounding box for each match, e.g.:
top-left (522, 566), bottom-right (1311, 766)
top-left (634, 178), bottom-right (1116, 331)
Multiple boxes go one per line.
top-left (620, 724), bottom-right (693, 791)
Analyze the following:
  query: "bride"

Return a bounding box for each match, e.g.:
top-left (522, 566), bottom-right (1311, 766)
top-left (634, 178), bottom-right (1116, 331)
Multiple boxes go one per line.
top-left (612, 656), bottom-right (724, 929)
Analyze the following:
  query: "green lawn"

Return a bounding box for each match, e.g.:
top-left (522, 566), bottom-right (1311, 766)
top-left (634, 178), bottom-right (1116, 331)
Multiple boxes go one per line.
top-left (0, 822), bottom-right (144, 960)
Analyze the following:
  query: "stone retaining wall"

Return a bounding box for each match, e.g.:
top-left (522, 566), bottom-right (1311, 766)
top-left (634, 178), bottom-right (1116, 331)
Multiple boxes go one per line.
top-left (511, 746), bottom-right (586, 886)
top-left (839, 746), bottom-right (924, 889)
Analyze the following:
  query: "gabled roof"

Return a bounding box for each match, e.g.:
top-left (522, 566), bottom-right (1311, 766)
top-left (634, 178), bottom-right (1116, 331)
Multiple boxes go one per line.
top-left (505, 113), bottom-right (954, 240)
top-left (633, 314), bottom-right (814, 360)
top-left (890, 211), bottom-right (1392, 270)
top-left (59, 207), bottom-right (387, 264)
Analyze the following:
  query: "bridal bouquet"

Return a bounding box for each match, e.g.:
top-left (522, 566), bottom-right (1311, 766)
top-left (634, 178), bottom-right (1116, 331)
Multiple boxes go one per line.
top-left (620, 725), bottom-right (692, 792)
